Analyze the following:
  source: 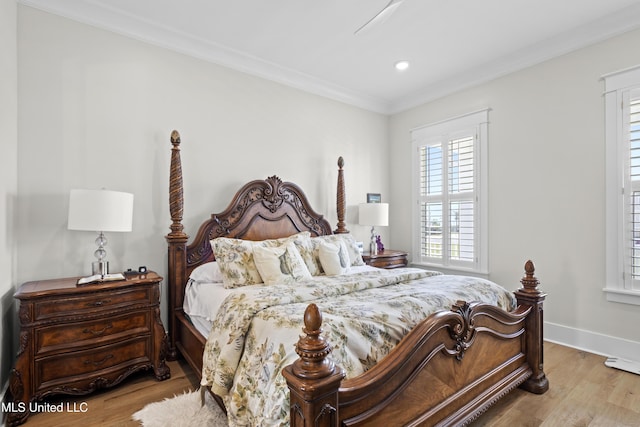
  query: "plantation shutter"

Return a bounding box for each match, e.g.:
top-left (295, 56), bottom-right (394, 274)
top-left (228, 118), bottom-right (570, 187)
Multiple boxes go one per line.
top-left (448, 136), bottom-right (475, 262)
top-left (417, 133), bottom-right (476, 267)
top-left (626, 94), bottom-right (640, 288)
top-left (604, 65), bottom-right (640, 303)
top-left (412, 109), bottom-right (488, 273)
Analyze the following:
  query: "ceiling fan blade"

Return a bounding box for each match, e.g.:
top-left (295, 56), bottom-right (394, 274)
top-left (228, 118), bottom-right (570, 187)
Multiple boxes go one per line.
top-left (354, 0), bottom-right (405, 35)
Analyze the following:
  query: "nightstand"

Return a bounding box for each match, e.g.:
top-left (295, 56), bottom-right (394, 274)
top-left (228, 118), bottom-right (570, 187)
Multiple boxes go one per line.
top-left (7, 272), bottom-right (170, 426)
top-left (362, 250), bottom-right (408, 269)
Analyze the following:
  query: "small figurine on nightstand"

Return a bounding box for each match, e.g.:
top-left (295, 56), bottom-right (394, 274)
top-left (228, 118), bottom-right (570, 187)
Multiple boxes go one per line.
top-left (376, 235), bottom-right (384, 253)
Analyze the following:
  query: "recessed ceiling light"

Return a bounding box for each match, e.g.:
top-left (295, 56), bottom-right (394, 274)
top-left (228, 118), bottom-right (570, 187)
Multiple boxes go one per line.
top-left (395, 60), bottom-right (410, 71)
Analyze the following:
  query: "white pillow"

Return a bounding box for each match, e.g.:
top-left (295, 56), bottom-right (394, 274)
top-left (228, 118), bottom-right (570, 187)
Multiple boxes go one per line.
top-left (189, 262), bottom-right (224, 283)
top-left (314, 234), bottom-right (365, 267)
top-left (253, 242), bottom-right (311, 285)
top-left (318, 240), bottom-right (350, 276)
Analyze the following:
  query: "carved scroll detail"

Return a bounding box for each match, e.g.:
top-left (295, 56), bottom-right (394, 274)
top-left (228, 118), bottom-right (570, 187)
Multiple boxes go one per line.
top-left (17, 330), bottom-right (28, 356)
top-left (9, 368), bottom-right (24, 401)
top-left (263, 175), bottom-right (286, 212)
top-left (315, 403), bottom-right (338, 425)
top-left (447, 300), bottom-right (476, 361)
top-left (19, 303), bottom-right (30, 324)
top-left (290, 403), bottom-right (304, 423)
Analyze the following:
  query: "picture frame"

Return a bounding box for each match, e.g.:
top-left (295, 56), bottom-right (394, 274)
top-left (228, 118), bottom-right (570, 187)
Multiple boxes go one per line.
top-left (366, 193), bottom-right (381, 203)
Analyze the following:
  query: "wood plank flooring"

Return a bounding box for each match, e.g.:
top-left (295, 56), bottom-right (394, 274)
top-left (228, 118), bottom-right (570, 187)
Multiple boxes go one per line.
top-left (7, 342), bottom-right (640, 426)
top-left (8, 359), bottom-right (199, 427)
top-left (473, 342), bottom-right (640, 426)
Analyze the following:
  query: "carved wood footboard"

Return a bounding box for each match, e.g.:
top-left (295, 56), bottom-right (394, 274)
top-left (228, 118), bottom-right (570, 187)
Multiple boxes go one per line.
top-left (283, 261), bottom-right (548, 427)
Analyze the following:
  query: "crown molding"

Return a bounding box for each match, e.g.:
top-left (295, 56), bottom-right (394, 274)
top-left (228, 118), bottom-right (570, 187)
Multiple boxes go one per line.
top-left (18, 0), bottom-right (392, 114)
top-left (18, 1), bottom-right (640, 116)
top-left (389, 3), bottom-right (640, 114)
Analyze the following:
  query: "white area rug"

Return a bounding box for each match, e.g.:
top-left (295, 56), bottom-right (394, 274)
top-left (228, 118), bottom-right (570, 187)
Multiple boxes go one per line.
top-left (132, 389), bottom-right (227, 426)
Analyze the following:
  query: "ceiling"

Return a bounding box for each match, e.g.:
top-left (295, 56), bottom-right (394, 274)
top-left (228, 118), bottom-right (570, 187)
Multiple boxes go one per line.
top-left (19, 0), bottom-right (640, 114)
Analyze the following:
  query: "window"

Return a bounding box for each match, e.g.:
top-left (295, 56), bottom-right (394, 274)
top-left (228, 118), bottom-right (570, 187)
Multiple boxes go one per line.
top-left (604, 65), bottom-right (640, 305)
top-left (411, 109), bottom-right (488, 274)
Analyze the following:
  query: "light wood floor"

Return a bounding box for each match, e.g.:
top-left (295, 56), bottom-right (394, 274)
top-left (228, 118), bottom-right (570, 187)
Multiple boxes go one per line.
top-left (473, 342), bottom-right (640, 426)
top-left (10, 358), bottom-right (200, 427)
top-left (9, 342), bottom-right (640, 426)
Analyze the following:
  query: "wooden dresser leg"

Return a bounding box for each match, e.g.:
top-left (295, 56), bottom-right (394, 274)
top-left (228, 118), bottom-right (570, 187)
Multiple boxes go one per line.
top-left (152, 302), bottom-right (171, 381)
top-left (6, 368), bottom-right (30, 426)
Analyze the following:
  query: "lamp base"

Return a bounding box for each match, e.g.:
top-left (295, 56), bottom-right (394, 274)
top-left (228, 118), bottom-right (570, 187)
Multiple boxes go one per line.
top-left (92, 261), bottom-right (109, 276)
top-left (369, 226), bottom-right (378, 255)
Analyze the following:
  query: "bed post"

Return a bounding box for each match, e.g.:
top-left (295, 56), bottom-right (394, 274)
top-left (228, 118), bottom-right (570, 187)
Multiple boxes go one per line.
top-left (282, 304), bottom-right (345, 427)
top-left (165, 130), bottom-right (188, 360)
top-left (334, 156), bottom-right (348, 234)
top-left (514, 260), bottom-right (549, 394)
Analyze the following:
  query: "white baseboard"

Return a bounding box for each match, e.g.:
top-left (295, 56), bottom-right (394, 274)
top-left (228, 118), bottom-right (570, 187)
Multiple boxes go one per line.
top-left (545, 321), bottom-right (640, 363)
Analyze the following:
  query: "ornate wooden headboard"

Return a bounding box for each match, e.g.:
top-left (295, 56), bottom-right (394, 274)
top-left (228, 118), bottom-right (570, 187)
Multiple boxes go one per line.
top-left (183, 175), bottom-right (334, 274)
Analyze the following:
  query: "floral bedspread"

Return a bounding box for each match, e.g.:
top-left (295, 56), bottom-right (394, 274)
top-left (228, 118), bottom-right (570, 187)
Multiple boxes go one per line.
top-left (201, 268), bottom-right (516, 426)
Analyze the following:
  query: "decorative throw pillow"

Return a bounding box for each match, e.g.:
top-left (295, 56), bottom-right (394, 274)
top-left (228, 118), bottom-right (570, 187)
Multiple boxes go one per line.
top-left (318, 240), bottom-right (350, 276)
top-left (291, 232), bottom-right (323, 276)
top-left (314, 234), bottom-right (365, 267)
top-left (188, 262), bottom-right (224, 283)
top-left (211, 232), bottom-right (314, 288)
top-left (211, 238), bottom-right (263, 289)
top-left (253, 242), bottom-right (311, 285)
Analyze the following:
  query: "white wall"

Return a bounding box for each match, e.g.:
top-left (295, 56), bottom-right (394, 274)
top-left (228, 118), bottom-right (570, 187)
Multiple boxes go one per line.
top-left (0, 0), bottom-right (18, 390)
top-left (390, 28), bottom-right (640, 359)
top-left (16, 6), bottom-right (389, 329)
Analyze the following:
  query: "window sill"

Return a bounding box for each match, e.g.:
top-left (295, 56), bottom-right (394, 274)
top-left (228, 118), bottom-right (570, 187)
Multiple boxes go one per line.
top-left (411, 262), bottom-right (489, 279)
top-left (603, 288), bottom-right (640, 306)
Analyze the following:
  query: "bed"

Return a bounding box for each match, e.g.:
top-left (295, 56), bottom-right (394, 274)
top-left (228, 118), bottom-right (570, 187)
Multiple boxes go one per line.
top-left (165, 130), bottom-right (549, 426)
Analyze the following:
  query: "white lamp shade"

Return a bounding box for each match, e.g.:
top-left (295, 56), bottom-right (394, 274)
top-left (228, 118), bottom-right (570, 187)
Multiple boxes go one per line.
top-left (68, 189), bottom-right (134, 232)
top-left (359, 203), bottom-right (389, 227)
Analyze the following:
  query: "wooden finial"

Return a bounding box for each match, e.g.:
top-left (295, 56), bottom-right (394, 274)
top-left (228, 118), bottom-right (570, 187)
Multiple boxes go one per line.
top-left (304, 303), bottom-right (323, 333)
top-left (520, 260), bottom-right (540, 293)
top-left (171, 130), bottom-right (181, 146)
top-left (291, 304), bottom-right (336, 379)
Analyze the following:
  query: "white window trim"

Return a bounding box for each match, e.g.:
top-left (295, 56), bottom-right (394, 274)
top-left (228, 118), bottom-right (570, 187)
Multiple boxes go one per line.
top-left (604, 64), bottom-right (640, 306)
top-left (410, 108), bottom-right (489, 275)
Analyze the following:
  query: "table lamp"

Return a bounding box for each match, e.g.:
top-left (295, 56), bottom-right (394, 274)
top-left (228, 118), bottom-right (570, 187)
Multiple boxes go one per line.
top-left (359, 203), bottom-right (389, 255)
top-left (68, 189), bottom-right (134, 275)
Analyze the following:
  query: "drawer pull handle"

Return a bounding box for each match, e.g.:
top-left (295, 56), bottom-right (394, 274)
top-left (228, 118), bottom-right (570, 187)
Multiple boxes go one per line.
top-left (83, 323), bottom-right (113, 336)
top-left (87, 299), bottom-right (112, 307)
top-left (84, 354), bottom-right (114, 367)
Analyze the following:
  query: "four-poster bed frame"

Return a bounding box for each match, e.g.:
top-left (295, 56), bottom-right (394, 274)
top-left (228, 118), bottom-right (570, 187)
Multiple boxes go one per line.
top-left (165, 130), bottom-right (548, 426)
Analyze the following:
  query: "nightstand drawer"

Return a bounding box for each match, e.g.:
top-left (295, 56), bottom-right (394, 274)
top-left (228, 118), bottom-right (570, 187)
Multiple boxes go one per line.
top-left (36, 311), bottom-right (150, 355)
top-left (372, 257), bottom-right (406, 268)
top-left (37, 336), bottom-right (150, 387)
top-left (33, 287), bottom-right (150, 320)
top-left (362, 250), bottom-right (408, 269)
